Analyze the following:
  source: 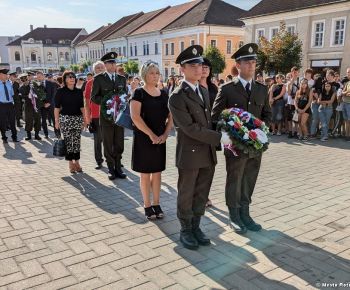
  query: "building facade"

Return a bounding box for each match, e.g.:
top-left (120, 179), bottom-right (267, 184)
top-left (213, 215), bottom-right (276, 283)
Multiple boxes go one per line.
top-left (7, 26), bottom-right (87, 72)
top-left (242, 0), bottom-right (350, 75)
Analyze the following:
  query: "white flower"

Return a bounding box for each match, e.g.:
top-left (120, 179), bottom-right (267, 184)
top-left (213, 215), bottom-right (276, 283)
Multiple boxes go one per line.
top-left (227, 121), bottom-right (234, 127)
top-left (106, 109), bottom-right (112, 115)
top-left (243, 133), bottom-right (249, 140)
top-left (106, 100), bottom-right (112, 105)
top-left (119, 94), bottom-right (127, 103)
top-left (253, 129), bottom-right (268, 144)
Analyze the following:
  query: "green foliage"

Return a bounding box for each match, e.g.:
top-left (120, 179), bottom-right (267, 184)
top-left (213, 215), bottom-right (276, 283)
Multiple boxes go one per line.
top-left (123, 60), bottom-right (139, 75)
top-left (70, 64), bottom-right (80, 73)
top-left (257, 22), bottom-right (303, 75)
top-left (59, 66), bottom-right (66, 73)
top-left (81, 60), bottom-right (92, 71)
top-left (204, 46), bottom-right (226, 75)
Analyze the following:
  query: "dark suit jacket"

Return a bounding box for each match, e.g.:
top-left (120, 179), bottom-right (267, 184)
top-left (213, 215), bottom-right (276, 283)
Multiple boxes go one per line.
top-left (43, 80), bottom-right (56, 105)
top-left (212, 78), bottom-right (271, 125)
top-left (169, 81), bottom-right (221, 170)
top-left (91, 72), bottom-right (127, 126)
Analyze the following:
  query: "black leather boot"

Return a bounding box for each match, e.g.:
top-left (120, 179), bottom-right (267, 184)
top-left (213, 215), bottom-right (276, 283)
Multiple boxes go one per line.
top-left (179, 219), bottom-right (198, 250)
top-left (25, 131), bottom-right (31, 140)
top-left (240, 205), bottom-right (262, 232)
top-left (17, 120), bottom-right (23, 128)
top-left (34, 132), bottom-right (41, 140)
top-left (114, 165), bottom-right (126, 179)
top-left (228, 207), bottom-right (247, 234)
top-left (192, 216), bottom-right (210, 246)
top-left (108, 165), bottom-right (116, 180)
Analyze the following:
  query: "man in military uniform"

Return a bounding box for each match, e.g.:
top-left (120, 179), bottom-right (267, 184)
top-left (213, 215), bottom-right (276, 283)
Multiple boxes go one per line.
top-left (212, 43), bottom-right (271, 234)
top-left (0, 69), bottom-right (18, 143)
top-left (169, 45), bottom-right (231, 250)
top-left (91, 52), bottom-right (127, 180)
top-left (19, 73), bottom-right (42, 140)
top-left (9, 71), bottom-right (22, 128)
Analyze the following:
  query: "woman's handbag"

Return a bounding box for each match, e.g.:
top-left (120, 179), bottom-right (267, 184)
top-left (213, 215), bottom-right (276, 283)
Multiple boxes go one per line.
top-left (116, 103), bottom-right (134, 130)
top-left (53, 138), bottom-right (66, 157)
top-left (292, 110), bottom-right (299, 122)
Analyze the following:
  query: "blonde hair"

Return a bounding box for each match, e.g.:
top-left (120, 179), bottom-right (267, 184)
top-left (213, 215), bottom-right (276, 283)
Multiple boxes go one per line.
top-left (140, 61), bottom-right (160, 83)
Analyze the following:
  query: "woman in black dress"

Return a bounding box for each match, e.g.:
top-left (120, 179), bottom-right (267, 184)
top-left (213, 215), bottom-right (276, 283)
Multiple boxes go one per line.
top-left (130, 61), bottom-right (173, 220)
top-left (295, 79), bottom-right (312, 140)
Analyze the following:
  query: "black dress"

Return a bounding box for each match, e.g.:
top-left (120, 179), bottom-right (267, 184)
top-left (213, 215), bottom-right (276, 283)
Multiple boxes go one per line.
top-left (131, 88), bottom-right (169, 173)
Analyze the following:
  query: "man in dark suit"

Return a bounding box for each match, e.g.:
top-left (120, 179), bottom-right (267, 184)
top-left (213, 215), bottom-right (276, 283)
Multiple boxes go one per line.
top-left (9, 71), bottom-right (22, 128)
top-left (36, 71), bottom-right (57, 138)
top-left (169, 45), bottom-right (231, 250)
top-left (91, 52), bottom-right (127, 180)
top-left (212, 43), bottom-right (271, 235)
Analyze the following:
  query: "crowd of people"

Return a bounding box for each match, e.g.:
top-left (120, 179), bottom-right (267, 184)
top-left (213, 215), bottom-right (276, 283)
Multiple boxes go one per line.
top-left (1, 44), bottom-right (350, 250)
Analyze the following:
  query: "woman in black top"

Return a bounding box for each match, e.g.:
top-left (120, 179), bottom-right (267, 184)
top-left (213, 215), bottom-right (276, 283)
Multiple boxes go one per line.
top-left (54, 71), bottom-right (86, 173)
top-left (269, 74), bottom-right (286, 135)
top-left (295, 79), bottom-right (312, 140)
top-left (130, 61), bottom-right (173, 220)
top-left (318, 81), bottom-right (336, 141)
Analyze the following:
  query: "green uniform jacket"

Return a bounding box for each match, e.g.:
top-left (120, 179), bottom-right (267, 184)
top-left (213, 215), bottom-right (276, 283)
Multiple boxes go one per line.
top-left (169, 81), bottom-right (221, 170)
top-left (90, 72), bottom-right (127, 127)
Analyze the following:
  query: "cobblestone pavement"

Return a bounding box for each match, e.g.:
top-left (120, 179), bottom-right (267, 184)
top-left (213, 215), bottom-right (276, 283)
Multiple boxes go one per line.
top-left (0, 127), bottom-right (349, 290)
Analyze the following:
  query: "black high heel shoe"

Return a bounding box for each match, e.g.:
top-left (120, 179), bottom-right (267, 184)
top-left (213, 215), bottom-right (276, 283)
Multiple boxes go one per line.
top-left (152, 205), bottom-right (164, 219)
top-left (144, 207), bottom-right (156, 220)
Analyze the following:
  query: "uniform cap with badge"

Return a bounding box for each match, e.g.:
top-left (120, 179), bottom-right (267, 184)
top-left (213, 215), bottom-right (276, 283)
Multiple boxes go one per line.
top-left (0, 69), bottom-right (9, 75)
top-left (176, 45), bottom-right (204, 65)
top-left (232, 43), bottom-right (258, 62)
top-left (101, 52), bottom-right (118, 63)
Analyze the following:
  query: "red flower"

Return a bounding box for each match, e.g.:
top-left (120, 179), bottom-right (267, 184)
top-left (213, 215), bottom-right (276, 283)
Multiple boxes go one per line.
top-left (249, 131), bottom-right (257, 140)
top-left (233, 122), bottom-right (242, 129)
top-left (254, 118), bottom-right (263, 127)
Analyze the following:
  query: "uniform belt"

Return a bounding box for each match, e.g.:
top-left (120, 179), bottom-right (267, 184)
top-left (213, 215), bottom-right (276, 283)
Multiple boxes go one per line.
top-left (0, 102), bottom-right (13, 105)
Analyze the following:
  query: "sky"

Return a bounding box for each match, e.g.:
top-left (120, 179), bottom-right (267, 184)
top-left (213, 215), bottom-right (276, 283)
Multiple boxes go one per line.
top-left (0, 0), bottom-right (261, 36)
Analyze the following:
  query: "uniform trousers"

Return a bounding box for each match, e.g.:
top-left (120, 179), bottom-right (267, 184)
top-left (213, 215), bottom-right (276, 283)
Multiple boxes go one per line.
top-left (0, 103), bottom-right (17, 140)
top-left (224, 150), bottom-right (262, 208)
top-left (24, 106), bottom-right (41, 133)
top-left (101, 125), bottom-right (124, 168)
top-left (177, 166), bottom-right (215, 219)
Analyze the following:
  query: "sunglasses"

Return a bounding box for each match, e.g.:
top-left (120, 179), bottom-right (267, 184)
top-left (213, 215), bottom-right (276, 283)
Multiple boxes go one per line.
top-left (66, 75), bottom-right (76, 79)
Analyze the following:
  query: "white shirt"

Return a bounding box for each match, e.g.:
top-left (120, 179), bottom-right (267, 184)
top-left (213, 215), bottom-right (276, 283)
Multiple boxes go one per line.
top-left (238, 75), bottom-right (253, 90)
top-left (106, 72), bottom-right (116, 81)
top-left (183, 79), bottom-right (203, 102)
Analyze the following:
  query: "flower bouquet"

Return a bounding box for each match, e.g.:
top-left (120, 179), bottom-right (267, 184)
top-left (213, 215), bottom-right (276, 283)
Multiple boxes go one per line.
top-left (28, 81), bottom-right (46, 112)
top-left (101, 91), bottom-right (127, 123)
top-left (217, 107), bottom-right (270, 156)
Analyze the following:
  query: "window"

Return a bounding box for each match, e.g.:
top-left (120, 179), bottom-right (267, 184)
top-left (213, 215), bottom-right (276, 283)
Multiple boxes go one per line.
top-left (210, 40), bottom-right (217, 47)
top-left (15, 51), bottom-right (20, 61)
top-left (170, 43), bottom-right (174, 55)
top-left (164, 68), bottom-right (169, 79)
top-left (287, 25), bottom-right (296, 35)
top-left (270, 27), bottom-right (279, 39)
top-left (134, 43), bottom-right (137, 56)
top-left (31, 52), bottom-right (36, 62)
top-left (312, 20), bottom-right (325, 47)
top-left (226, 40), bottom-right (232, 54)
top-left (47, 52), bottom-right (52, 61)
top-left (165, 43), bottom-right (169, 56)
top-left (146, 42), bottom-right (149, 55)
top-left (59, 52), bottom-right (64, 61)
top-left (332, 17), bottom-right (346, 46)
top-left (46, 39), bottom-right (52, 44)
top-left (58, 39), bottom-right (65, 44)
top-left (180, 41), bottom-right (185, 52)
top-left (190, 39), bottom-right (195, 46)
top-left (130, 44), bottom-right (133, 57)
top-left (171, 67), bottom-right (175, 75)
top-left (123, 46), bottom-right (126, 56)
top-left (143, 41), bottom-right (146, 55)
top-left (255, 28), bottom-right (265, 42)
top-left (65, 52), bottom-right (69, 61)
top-left (155, 42), bottom-right (159, 55)
top-left (239, 41), bottom-right (244, 48)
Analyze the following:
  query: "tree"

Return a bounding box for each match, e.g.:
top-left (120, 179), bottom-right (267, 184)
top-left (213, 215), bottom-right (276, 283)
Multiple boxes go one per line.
top-left (59, 66), bottom-right (66, 73)
top-left (257, 22), bottom-right (303, 75)
top-left (70, 64), bottom-right (80, 73)
top-left (81, 60), bottom-right (92, 72)
top-left (123, 60), bottom-right (139, 75)
top-left (203, 46), bottom-right (226, 75)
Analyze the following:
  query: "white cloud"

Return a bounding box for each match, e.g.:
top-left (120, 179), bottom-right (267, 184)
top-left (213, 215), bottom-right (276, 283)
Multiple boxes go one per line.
top-left (0, 6), bottom-right (99, 35)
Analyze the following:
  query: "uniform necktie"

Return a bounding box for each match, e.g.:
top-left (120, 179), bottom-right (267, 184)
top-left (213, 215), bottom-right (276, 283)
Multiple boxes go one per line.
top-left (195, 86), bottom-right (203, 103)
top-left (245, 82), bottom-right (251, 97)
top-left (3, 82), bottom-right (9, 101)
top-left (111, 74), bottom-right (115, 83)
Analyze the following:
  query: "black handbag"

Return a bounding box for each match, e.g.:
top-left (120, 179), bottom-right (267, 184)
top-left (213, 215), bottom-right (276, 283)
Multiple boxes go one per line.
top-left (116, 103), bottom-right (134, 130)
top-left (53, 138), bottom-right (66, 157)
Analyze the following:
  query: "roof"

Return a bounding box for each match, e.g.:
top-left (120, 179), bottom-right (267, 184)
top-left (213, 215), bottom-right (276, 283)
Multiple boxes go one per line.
top-left (90, 13), bottom-right (142, 42)
top-left (163, 0), bottom-right (245, 31)
top-left (242, 0), bottom-right (348, 19)
top-left (105, 8), bottom-right (168, 40)
top-left (130, 1), bottom-right (201, 36)
top-left (72, 34), bottom-right (88, 45)
top-left (7, 27), bottom-right (83, 46)
top-left (75, 26), bottom-right (109, 46)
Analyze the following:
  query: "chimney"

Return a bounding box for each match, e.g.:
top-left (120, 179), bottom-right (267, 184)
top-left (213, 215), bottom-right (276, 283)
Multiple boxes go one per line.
top-left (30, 25), bottom-right (33, 31)
top-left (44, 25), bottom-right (47, 28)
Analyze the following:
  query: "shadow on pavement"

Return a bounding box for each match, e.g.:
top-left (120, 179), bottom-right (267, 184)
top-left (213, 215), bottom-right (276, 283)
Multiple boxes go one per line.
top-left (2, 141), bottom-right (36, 164)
